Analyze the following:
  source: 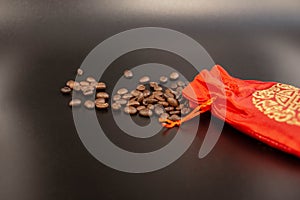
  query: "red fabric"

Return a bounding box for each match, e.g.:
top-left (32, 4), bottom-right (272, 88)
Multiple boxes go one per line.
top-left (182, 65), bottom-right (300, 158)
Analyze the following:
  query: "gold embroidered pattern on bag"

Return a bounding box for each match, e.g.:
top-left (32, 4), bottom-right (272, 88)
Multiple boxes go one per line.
top-left (252, 83), bottom-right (300, 127)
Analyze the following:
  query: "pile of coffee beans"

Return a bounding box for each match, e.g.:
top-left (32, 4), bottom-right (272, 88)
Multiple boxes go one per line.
top-left (112, 70), bottom-right (191, 122)
top-left (60, 68), bottom-right (109, 109)
top-left (61, 68), bottom-right (191, 123)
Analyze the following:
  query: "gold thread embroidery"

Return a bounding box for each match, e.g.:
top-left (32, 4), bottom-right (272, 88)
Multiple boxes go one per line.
top-left (252, 83), bottom-right (300, 127)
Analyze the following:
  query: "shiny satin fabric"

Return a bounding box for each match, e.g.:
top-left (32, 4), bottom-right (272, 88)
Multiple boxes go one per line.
top-left (183, 65), bottom-right (300, 158)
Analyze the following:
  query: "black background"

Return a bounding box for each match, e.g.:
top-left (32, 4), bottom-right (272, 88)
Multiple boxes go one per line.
top-left (1, 0), bottom-right (300, 200)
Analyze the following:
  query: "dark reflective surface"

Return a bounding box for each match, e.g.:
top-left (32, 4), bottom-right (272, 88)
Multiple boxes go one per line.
top-left (1, 0), bottom-right (300, 199)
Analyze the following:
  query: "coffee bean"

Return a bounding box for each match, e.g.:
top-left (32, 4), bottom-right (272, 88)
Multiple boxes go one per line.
top-left (169, 110), bottom-right (180, 115)
top-left (154, 95), bottom-right (165, 101)
top-left (61, 86), bottom-right (72, 94)
top-left (154, 106), bottom-right (165, 115)
top-left (124, 106), bottom-right (137, 115)
top-left (124, 70), bottom-right (133, 79)
top-left (170, 83), bottom-right (177, 89)
top-left (143, 90), bottom-right (151, 97)
top-left (137, 105), bottom-right (146, 111)
top-left (181, 107), bottom-right (191, 115)
top-left (96, 82), bottom-right (106, 90)
top-left (176, 104), bottom-right (185, 110)
top-left (152, 91), bottom-right (163, 96)
top-left (164, 92), bottom-right (174, 99)
top-left (154, 86), bottom-right (163, 91)
top-left (80, 81), bottom-right (89, 86)
top-left (86, 76), bottom-right (96, 83)
top-left (83, 90), bottom-right (94, 96)
top-left (95, 98), bottom-right (105, 104)
top-left (167, 97), bottom-right (179, 107)
top-left (73, 85), bottom-right (81, 91)
top-left (84, 100), bottom-right (95, 109)
top-left (127, 101), bottom-right (140, 107)
top-left (136, 93), bottom-right (144, 102)
top-left (136, 84), bottom-right (146, 91)
top-left (143, 98), bottom-right (158, 105)
top-left (122, 93), bottom-right (133, 100)
top-left (69, 99), bottom-right (81, 107)
top-left (139, 108), bottom-right (153, 117)
top-left (159, 76), bottom-right (168, 83)
top-left (177, 81), bottom-right (185, 87)
top-left (159, 113), bottom-right (170, 122)
top-left (168, 114), bottom-right (181, 121)
top-left (96, 92), bottom-right (109, 99)
top-left (139, 76), bottom-right (150, 83)
top-left (117, 88), bottom-right (128, 95)
top-left (96, 102), bottom-right (109, 109)
top-left (111, 102), bottom-right (121, 110)
top-left (149, 82), bottom-right (158, 88)
top-left (113, 94), bottom-right (121, 101)
top-left (165, 107), bottom-right (174, 112)
top-left (147, 104), bottom-right (154, 110)
top-left (66, 80), bottom-right (75, 89)
top-left (81, 85), bottom-right (94, 92)
top-left (170, 72), bottom-right (179, 80)
top-left (131, 90), bottom-right (142, 97)
top-left (116, 99), bottom-right (127, 105)
top-left (158, 101), bottom-right (169, 107)
top-left (77, 68), bottom-right (83, 76)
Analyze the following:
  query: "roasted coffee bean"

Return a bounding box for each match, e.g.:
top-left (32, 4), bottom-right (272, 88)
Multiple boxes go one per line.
top-left (61, 86), bottom-right (72, 94)
top-left (149, 81), bottom-right (158, 88)
top-left (154, 86), bottom-right (163, 91)
top-left (167, 97), bottom-right (179, 107)
top-left (136, 93), bottom-right (144, 102)
top-left (81, 85), bottom-right (94, 92)
top-left (117, 88), bottom-right (128, 95)
top-left (127, 101), bottom-right (140, 107)
top-left (83, 90), bottom-right (94, 96)
top-left (181, 107), bottom-right (191, 115)
top-left (137, 105), bottom-right (146, 111)
top-left (124, 106), bottom-right (137, 115)
top-left (139, 108), bottom-right (153, 117)
top-left (113, 94), bottom-right (121, 101)
top-left (116, 99), bottom-right (127, 105)
top-left (158, 101), bottom-right (169, 107)
top-left (111, 102), bottom-right (121, 110)
top-left (96, 102), bottom-right (109, 109)
top-left (159, 113), bottom-right (170, 122)
top-left (152, 91), bottom-right (163, 96)
top-left (77, 68), bottom-right (83, 76)
top-left (90, 81), bottom-right (98, 87)
top-left (131, 90), bottom-right (142, 97)
top-left (159, 76), bottom-right (168, 83)
top-left (84, 100), bottom-right (95, 109)
top-left (96, 82), bottom-right (106, 90)
top-left (165, 107), bottom-right (174, 112)
top-left (139, 76), bottom-right (150, 83)
top-left (164, 92), bottom-right (174, 99)
top-left (169, 110), bottom-right (180, 115)
top-left (95, 98), bottom-right (105, 104)
top-left (143, 90), bottom-right (151, 97)
top-left (80, 81), bottom-right (89, 86)
top-left (168, 114), bottom-right (181, 121)
top-left (86, 76), bottom-right (96, 83)
top-left (154, 95), bottom-right (165, 102)
top-left (154, 106), bottom-right (165, 115)
top-left (122, 93), bottom-right (133, 100)
top-left (170, 72), bottom-right (179, 80)
top-left (66, 80), bottom-right (75, 89)
top-left (124, 70), bottom-right (133, 79)
top-left (143, 98), bottom-right (158, 105)
top-left (69, 99), bottom-right (81, 107)
top-left (136, 84), bottom-right (146, 91)
top-left (96, 92), bottom-right (109, 99)
top-left (177, 81), bottom-right (185, 87)
top-left (170, 83), bottom-right (178, 89)
top-left (176, 104), bottom-right (185, 110)
top-left (147, 104), bottom-right (154, 110)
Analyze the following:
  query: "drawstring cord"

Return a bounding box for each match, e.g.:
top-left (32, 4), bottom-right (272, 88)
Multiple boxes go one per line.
top-left (160, 97), bottom-right (216, 128)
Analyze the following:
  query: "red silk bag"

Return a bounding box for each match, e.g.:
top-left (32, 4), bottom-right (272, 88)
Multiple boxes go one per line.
top-left (163, 65), bottom-right (300, 158)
